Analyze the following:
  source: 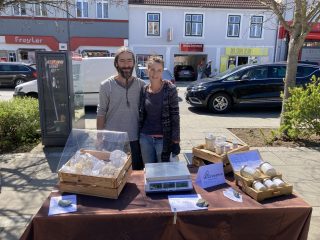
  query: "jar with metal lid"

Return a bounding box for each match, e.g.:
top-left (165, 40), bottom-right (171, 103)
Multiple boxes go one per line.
top-left (205, 133), bottom-right (216, 152)
top-left (252, 180), bottom-right (267, 191)
top-left (272, 177), bottom-right (285, 187)
top-left (232, 139), bottom-right (239, 149)
top-left (224, 143), bottom-right (231, 153)
top-left (240, 165), bottom-right (261, 180)
top-left (263, 178), bottom-right (277, 189)
top-left (215, 142), bottom-right (225, 155)
top-left (259, 162), bottom-right (277, 177)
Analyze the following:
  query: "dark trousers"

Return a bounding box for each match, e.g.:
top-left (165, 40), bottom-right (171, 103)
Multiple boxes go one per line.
top-left (130, 140), bottom-right (144, 170)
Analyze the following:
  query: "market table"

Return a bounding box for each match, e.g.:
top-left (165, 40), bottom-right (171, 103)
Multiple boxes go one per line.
top-left (21, 166), bottom-right (312, 240)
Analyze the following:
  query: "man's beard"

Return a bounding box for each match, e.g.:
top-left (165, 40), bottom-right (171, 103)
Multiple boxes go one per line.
top-left (117, 66), bottom-right (134, 79)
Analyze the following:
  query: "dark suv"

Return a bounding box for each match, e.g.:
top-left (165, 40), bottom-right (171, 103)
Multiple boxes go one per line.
top-left (185, 63), bottom-right (320, 113)
top-left (0, 62), bottom-right (37, 87)
top-left (174, 65), bottom-right (196, 81)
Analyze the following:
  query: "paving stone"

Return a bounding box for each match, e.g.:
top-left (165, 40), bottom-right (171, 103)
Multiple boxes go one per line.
top-left (308, 217), bottom-right (320, 240)
top-left (0, 225), bottom-right (27, 240)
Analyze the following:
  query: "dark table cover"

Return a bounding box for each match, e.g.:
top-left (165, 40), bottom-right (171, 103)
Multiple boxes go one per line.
top-left (21, 166), bottom-right (312, 240)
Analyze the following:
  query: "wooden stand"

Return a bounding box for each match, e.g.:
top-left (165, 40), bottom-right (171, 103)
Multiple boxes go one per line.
top-left (58, 149), bottom-right (132, 199)
top-left (234, 172), bottom-right (293, 202)
top-left (192, 143), bottom-right (249, 174)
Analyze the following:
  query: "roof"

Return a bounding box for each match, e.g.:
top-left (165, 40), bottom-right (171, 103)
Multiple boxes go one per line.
top-left (128, 0), bottom-right (270, 9)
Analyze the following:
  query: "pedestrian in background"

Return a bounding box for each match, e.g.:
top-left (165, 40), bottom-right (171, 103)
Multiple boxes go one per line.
top-left (139, 56), bottom-right (180, 163)
top-left (197, 58), bottom-right (205, 80)
top-left (204, 60), bottom-right (212, 78)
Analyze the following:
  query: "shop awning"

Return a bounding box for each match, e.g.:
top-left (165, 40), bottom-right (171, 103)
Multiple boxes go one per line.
top-left (305, 32), bottom-right (320, 40)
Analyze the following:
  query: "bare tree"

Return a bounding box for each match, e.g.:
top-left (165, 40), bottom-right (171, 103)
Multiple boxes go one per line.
top-left (257, 0), bottom-right (320, 131)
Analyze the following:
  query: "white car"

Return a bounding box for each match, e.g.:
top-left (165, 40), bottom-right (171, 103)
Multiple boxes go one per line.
top-left (14, 79), bottom-right (38, 98)
top-left (13, 57), bottom-right (130, 106)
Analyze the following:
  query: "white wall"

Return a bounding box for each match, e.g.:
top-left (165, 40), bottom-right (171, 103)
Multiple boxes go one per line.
top-left (129, 5), bottom-right (278, 72)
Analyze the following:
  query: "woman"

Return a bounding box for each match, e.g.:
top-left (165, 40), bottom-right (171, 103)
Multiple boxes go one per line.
top-left (139, 56), bottom-right (180, 163)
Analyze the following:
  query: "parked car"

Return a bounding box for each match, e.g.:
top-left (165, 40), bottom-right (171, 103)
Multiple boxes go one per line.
top-left (14, 57), bottom-right (137, 106)
top-left (136, 66), bottom-right (175, 84)
top-left (185, 63), bottom-right (320, 113)
top-left (174, 65), bottom-right (196, 81)
top-left (0, 62), bottom-right (37, 87)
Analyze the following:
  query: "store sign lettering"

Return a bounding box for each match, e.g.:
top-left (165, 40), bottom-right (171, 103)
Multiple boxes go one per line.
top-left (14, 36), bottom-right (43, 44)
top-left (230, 48), bottom-right (252, 55)
top-left (226, 47), bottom-right (268, 56)
top-left (180, 43), bottom-right (204, 52)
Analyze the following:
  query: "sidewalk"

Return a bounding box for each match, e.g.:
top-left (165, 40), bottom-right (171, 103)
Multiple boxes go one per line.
top-left (1, 128), bottom-right (319, 239)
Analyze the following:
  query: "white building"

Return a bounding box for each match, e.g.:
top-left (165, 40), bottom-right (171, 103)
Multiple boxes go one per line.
top-left (128, 0), bottom-right (279, 75)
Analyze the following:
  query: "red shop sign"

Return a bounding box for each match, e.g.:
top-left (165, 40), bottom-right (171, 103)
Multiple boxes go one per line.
top-left (180, 43), bottom-right (204, 52)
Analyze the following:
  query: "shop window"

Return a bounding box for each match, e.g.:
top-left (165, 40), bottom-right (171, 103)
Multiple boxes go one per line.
top-left (20, 51), bottom-right (29, 61)
top-left (147, 13), bottom-right (160, 36)
top-left (76, 0), bottom-right (88, 18)
top-left (96, 0), bottom-right (108, 19)
top-left (250, 16), bottom-right (263, 38)
top-left (185, 14), bottom-right (203, 37)
top-left (136, 54), bottom-right (163, 67)
top-left (227, 15), bottom-right (241, 37)
top-left (34, 3), bottom-right (47, 16)
top-left (12, 3), bottom-right (26, 16)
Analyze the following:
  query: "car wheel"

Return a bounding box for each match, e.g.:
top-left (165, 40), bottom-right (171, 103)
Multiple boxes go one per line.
top-left (15, 79), bottom-right (25, 86)
top-left (208, 93), bottom-right (232, 113)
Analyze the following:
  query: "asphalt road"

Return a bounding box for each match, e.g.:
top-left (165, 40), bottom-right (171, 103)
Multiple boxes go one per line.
top-left (0, 84), bottom-right (281, 128)
top-left (0, 87), bottom-right (14, 101)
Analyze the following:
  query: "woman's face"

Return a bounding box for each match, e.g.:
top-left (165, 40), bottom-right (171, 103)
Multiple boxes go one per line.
top-left (148, 62), bottom-right (163, 83)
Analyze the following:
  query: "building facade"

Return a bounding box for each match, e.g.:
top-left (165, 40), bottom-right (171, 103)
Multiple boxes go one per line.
top-left (128, 0), bottom-right (278, 75)
top-left (0, 0), bottom-right (129, 63)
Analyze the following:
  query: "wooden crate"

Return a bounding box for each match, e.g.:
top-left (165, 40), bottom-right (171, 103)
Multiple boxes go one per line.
top-left (192, 143), bottom-right (249, 174)
top-left (58, 149), bottom-right (132, 199)
top-left (192, 156), bottom-right (233, 174)
top-left (234, 172), bottom-right (293, 202)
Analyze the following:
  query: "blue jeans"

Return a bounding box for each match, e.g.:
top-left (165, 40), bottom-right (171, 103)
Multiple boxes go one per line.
top-left (139, 133), bottom-right (163, 163)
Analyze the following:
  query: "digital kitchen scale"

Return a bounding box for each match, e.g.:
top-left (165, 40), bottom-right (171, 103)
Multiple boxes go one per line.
top-left (144, 162), bottom-right (193, 193)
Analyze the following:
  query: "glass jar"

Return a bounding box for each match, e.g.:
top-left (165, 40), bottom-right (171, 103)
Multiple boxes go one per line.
top-left (272, 177), bottom-right (285, 187)
top-left (240, 165), bottom-right (261, 179)
top-left (252, 180), bottom-right (267, 191)
top-left (263, 178), bottom-right (277, 189)
top-left (205, 133), bottom-right (216, 152)
top-left (260, 162), bottom-right (277, 177)
top-left (215, 142), bottom-right (225, 155)
top-left (232, 139), bottom-right (239, 149)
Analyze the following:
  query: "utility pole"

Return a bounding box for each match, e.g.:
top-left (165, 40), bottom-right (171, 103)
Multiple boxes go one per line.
top-left (66, 0), bottom-right (71, 52)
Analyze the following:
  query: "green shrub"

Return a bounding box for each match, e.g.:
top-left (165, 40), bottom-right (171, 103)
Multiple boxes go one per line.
top-left (0, 98), bottom-right (40, 153)
top-left (280, 77), bottom-right (320, 139)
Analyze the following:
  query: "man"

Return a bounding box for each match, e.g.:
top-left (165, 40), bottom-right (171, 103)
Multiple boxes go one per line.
top-left (97, 47), bottom-right (145, 170)
top-left (204, 60), bottom-right (212, 78)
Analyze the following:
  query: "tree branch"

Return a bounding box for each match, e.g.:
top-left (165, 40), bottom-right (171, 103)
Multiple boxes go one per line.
top-left (257, 0), bottom-right (293, 32)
